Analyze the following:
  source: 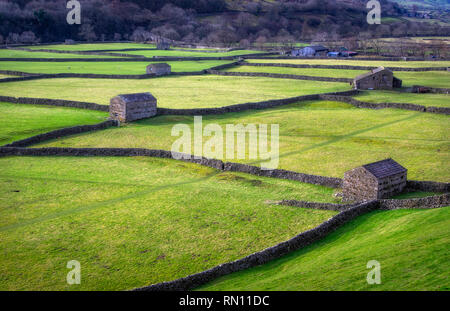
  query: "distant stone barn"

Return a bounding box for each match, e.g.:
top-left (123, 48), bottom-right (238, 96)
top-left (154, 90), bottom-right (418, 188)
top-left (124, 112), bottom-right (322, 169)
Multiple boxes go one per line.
top-left (156, 41), bottom-right (171, 50)
top-left (146, 63), bottom-right (171, 76)
top-left (342, 159), bottom-right (407, 202)
top-left (110, 93), bottom-right (157, 123)
top-left (353, 67), bottom-right (402, 90)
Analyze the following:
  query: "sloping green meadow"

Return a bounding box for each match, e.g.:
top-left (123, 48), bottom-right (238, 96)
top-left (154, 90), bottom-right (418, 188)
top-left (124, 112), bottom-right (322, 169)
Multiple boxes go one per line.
top-left (0, 60), bottom-right (233, 74)
top-left (354, 91), bottom-right (450, 108)
top-left (224, 65), bottom-right (367, 79)
top-left (23, 43), bottom-right (157, 51)
top-left (246, 58), bottom-right (450, 68)
top-left (0, 156), bottom-right (336, 290)
top-left (224, 65), bottom-right (450, 88)
top-left (0, 76), bottom-right (350, 108)
top-left (109, 49), bottom-right (264, 58)
top-left (198, 206), bottom-right (450, 291)
top-left (0, 49), bottom-right (118, 59)
top-left (0, 102), bottom-right (108, 145)
top-left (37, 101), bottom-right (450, 182)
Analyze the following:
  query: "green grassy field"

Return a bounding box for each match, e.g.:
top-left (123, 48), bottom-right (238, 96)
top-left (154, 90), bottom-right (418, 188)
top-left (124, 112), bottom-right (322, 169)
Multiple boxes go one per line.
top-left (0, 49), bottom-right (118, 59)
top-left (0, 60), bottom-right (233, 74)
top-left (110, 49), bottom-right (264, 58)
top-left (0, 42), bottom-right (448, 291)
top-left (0, 102), bottom-right (108, 145)
top-left (225, 65), bottom-right (450, 88)
top-left (0, 76), bottom-right (350, 108)
top-left (198, 206), bottom-right (450, 291)
top-left (246, 58), bottom-right (450, 68)
top-left (0, 156), bottom-right (337, 290)
top-left (23, 43), bottom-right (157, 51)
top-left (354, 91), bottom-right (450, 108)
top-left (37, 101), bottom-right (450, 182)
top-left (393, 71), bottom-right (450, 88)
top-left (224, 65), bottom-right (367, 78)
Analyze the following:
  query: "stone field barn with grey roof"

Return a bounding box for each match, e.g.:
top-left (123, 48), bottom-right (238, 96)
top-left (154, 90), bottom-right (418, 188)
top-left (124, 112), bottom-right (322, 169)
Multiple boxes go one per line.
top-left (353, 67), bottom-right (403, 90)
top-left (343, 159), bottom-right (408, 202)
top-left (110, 92), bottom-right (157, 123)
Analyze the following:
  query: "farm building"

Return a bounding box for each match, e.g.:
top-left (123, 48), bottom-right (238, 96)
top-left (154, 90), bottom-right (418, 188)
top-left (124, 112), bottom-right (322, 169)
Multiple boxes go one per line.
top-left (352, 67), bottom-right (403, 90)
top-left (156, 41), bottom-right (171, 50)
top-left (292, 45), bottom-right (329, 57)
top-left (146, 63), bottom-right (171, 76)
top-left (110, 92), bottom-right (157, 123)
top-left (342, 159), bottom-right (408, 202)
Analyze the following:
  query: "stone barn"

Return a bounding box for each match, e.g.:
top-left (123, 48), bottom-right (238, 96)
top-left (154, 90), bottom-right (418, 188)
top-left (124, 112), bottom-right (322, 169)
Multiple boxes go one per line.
top-left (353, 67), bottom-right (403, 90)
top-left (156, 42), bottom-right (170, 50)
top-left (146, 63), bottom-right (171, 76)
top-left (342, 159), bottom-right (407, 202)
top-left (110, 93), bottom-right (157, 123)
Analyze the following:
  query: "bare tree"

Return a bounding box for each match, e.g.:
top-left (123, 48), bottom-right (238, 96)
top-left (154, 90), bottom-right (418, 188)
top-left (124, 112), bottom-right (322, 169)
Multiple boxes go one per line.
top-left (79, 24), bottom-right (97, 42)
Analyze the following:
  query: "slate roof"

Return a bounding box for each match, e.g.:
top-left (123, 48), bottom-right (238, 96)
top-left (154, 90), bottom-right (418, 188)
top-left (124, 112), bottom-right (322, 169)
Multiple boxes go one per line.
top-left (363, 159), bottom-right (407, 179)
top-left (147, 63), bottom-right (171, 69)
top-left (116, 93), bottom-right (157, 103)
top-left (354, 66), bottom-right (392, 81)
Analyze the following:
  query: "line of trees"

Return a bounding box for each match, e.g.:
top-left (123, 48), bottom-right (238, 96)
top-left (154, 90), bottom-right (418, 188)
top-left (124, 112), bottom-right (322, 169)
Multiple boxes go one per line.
top-left (0, 0), bottom-right (449, 46)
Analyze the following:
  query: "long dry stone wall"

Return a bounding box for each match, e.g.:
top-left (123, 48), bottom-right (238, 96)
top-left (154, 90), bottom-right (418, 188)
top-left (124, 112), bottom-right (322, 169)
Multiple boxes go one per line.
top-left (133, 201), bottom-right (380, 291)
top-left (320, 94), bottom-right (450, 115)
top-left (8, 47), bottom-right (143, 58)
top-left (246, 56), bottom-right (450, 61)
top-left (406, 180), bottom-right (450, 193)
top-left (0, 95), bottom-right (108, 111)
top-left (242, 62), bottom-right (448, 72)
top-left (0, 147), bottom-right (342, 188)
top-left (208, 69), bottom-right (353, 83)
top-left (0, 71), bottom-right (207, 83)
top-left (156, 90), bottom-right (359, 116)
top-left (379, 193), bottom-right (449, 210)
top-left (278, 200), bottom-right (355, 211)
top-left (2, 121), bottom-right (118, 148)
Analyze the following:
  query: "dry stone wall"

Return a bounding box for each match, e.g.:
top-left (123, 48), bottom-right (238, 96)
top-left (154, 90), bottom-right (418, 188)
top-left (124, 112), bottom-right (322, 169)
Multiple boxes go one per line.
top-left (319, 94), bottom-right (450, 115)
top-left (208, 70), bottom-right (353, 83)
top-left (133, 201), bottom-right (380, 291)
top-left (242, 62), bottom-right (448, 72)
top-left (2, 121), bottom-right (118, 148)
top-left (0, 95), bottom-right (108, 111)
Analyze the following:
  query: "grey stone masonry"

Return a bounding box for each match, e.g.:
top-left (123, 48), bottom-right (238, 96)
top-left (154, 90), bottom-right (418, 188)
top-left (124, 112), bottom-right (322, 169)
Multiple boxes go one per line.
top-left (146, 63), bottom-right (171, 76)
top-left (343, 159), bottom-right (407, 202)
top-left (353, 67), bottom-right (402, 90)
top-left (110, 93), bottom-right (157, 122)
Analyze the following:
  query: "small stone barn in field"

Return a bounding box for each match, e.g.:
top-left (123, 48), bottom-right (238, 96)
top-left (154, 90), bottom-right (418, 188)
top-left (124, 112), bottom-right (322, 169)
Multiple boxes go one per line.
top-left (342, 159), bottom-right (407, 202)
top-left (146, 63), bottom-right (171, 76)
top-left (156, 41), bottom-right (171, 50)
top-left (353, 67), bottom-right (403, 90)
top-left (110, 93), bottom-right (157, 123)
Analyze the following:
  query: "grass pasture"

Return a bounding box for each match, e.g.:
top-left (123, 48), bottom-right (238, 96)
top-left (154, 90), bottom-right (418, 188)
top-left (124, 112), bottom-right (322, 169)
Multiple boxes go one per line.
top-left (227, 65), bottom-right (450, 88)
top-left (23, 43), bottom-right (157, 51)
top-left (0, 42), bottom-right (448, 292)
top-left (0, 76), bottom-right (350, 108)
top-left (0, 102), bottom-right (108, 146)
top-left (198, 206), bottom-right (450, 291)
top-left (0, 60), bottom-right (234, 75)
top-left (0, 49), bottom-right (119, 59)
top-left (354, 91), bottom-right (450, 108)
top-left (245, 58), bottom-right (450, 68)
top-left (109, 49), bottom-right (265, 58)
top-left (37, 101), bottom-right (450, 182)
top-left (0, 156), bottom-right (336, 290)
top-left (224, 65), bottom-right (367, 79)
